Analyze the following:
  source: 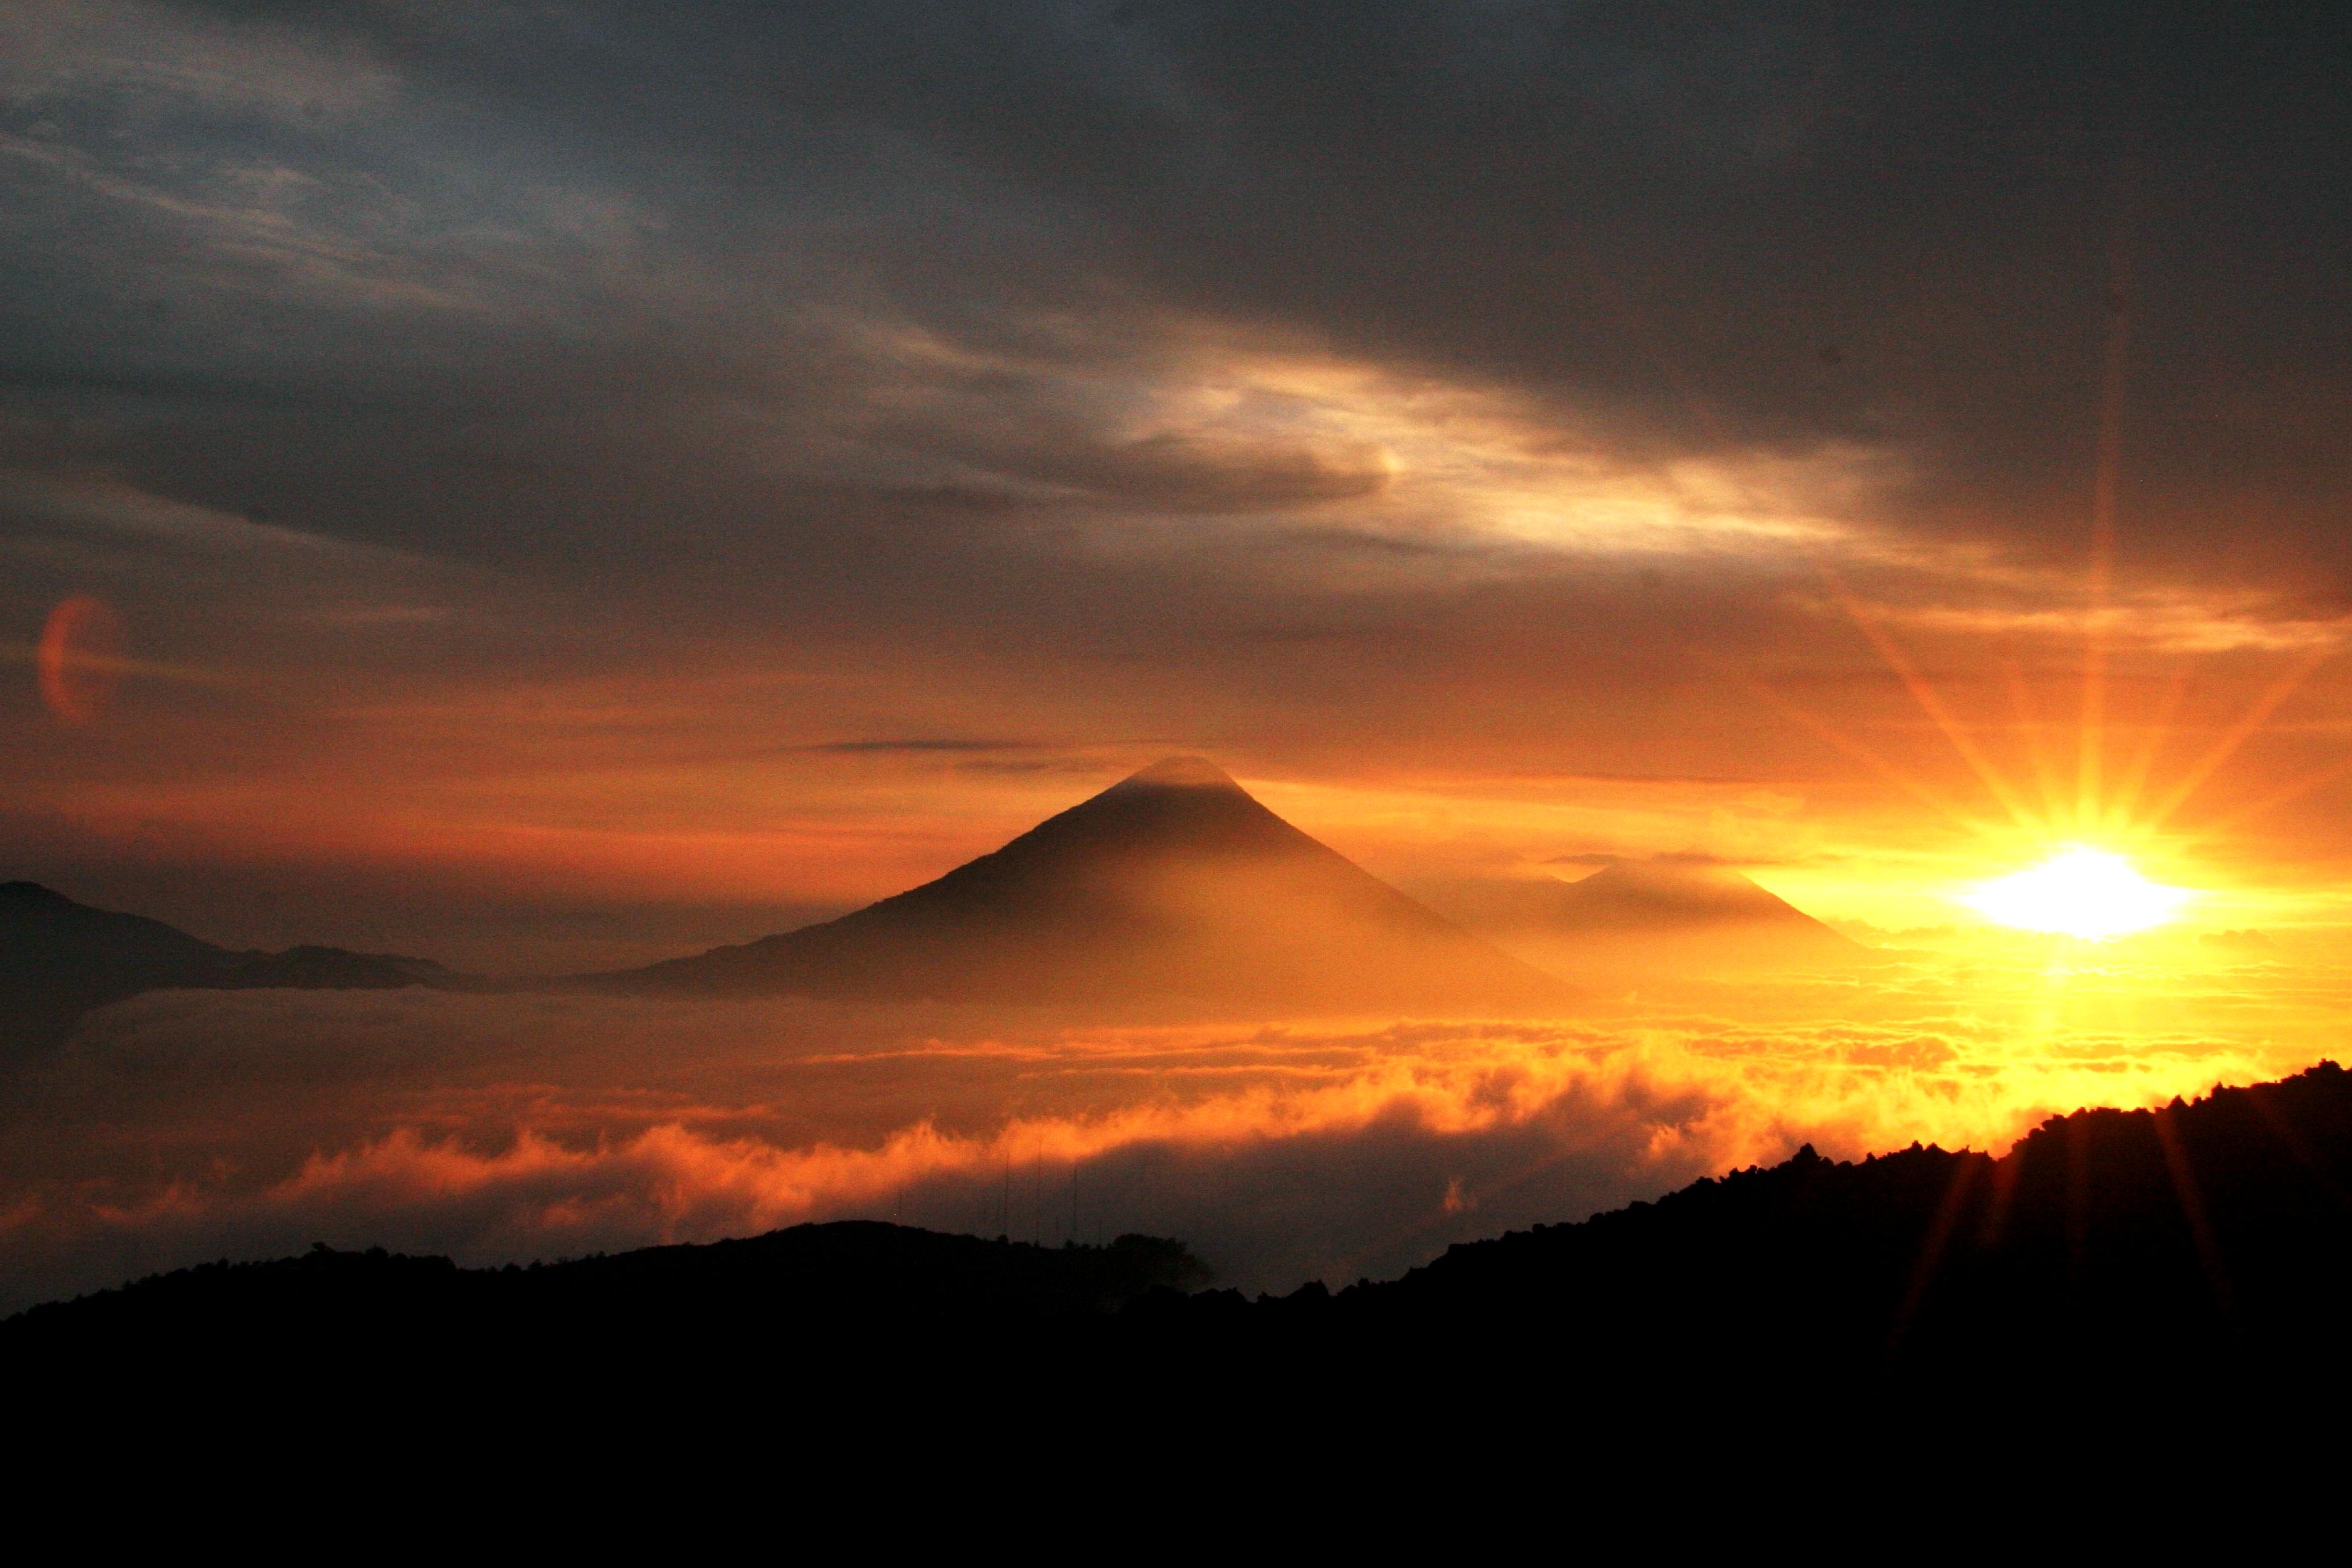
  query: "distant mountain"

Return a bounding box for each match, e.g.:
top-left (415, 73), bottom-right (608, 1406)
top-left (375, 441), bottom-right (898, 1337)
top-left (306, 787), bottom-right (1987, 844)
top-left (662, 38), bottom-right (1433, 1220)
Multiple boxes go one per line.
top-left (604, 757), bottom-right (1566, 1015)
top-left (1424, 859), bottom-right (1864, 976)
top-left (0, 882), bottom-right (453, 1055)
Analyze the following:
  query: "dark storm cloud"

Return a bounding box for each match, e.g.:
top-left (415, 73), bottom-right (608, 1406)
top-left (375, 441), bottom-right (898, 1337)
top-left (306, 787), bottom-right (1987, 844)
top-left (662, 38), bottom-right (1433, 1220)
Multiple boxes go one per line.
top-left (968, 1), bottom-right (2351, 582)
top-left (7, 0), bottom-right (2349, 600)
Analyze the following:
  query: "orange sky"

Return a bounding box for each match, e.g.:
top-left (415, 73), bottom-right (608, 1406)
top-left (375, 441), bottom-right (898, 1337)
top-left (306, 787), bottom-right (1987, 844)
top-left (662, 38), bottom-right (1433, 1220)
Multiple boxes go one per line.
top-left (8, 443), bottom-right (2350, 971)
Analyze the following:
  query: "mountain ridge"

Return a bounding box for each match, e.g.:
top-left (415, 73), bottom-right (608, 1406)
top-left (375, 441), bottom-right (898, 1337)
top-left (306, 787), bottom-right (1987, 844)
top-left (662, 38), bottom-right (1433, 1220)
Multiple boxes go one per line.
top-left (0, 881), bottom-right (457, 1055)
top-left (1426, 857), bottom-right (1864, 975)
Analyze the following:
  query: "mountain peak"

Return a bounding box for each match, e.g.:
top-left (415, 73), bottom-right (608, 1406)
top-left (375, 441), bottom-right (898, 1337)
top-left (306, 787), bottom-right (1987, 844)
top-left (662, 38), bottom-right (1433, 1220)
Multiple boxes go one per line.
top-left (1560, 859), bottom-right (1822, 925)
top-left (612, 756), bottom-right (1564, 1013)
top-left (1416, 856), bottom-right (1861, 978)
top-left (1119, 756), bottom-right (1240, 790)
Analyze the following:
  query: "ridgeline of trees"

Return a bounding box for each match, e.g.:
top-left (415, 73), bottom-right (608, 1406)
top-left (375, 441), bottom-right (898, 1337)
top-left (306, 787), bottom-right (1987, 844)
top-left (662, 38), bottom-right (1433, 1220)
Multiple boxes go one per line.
top-left (1238, 1058), bottom-right (2352, 1405)
top-left (15, 1063), bottom-right (2352, 1448)
top-left (7, 1224), bottom-right (1208, 1358)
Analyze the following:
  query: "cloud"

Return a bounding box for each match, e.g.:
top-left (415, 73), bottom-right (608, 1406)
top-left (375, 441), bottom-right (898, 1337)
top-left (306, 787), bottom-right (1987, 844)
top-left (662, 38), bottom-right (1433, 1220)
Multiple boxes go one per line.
top-left (10, 2), bottom-right (2350, 587)
top-left (1544, 851), bottom-right (1749, 870)
top-left (809, 739), bottom-right (1043, 755)
top-left (0, 0), bottom-right (397, 123)
top-left (0, 473), bottom-right (433, 568)
top-left (2, 958), bottom-right (2334, 1312)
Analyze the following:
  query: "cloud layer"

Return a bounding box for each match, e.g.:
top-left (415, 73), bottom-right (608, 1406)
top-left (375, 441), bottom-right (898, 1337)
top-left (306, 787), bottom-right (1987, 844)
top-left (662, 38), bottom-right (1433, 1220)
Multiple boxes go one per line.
top-left (4, 945), bottom-right (2334, 1313)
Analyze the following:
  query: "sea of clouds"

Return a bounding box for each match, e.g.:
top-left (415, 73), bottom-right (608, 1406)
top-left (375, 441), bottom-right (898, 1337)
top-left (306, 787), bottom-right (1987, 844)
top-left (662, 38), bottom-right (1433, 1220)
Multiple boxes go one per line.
top-left (2, 950), bottom-right (2332, 1313)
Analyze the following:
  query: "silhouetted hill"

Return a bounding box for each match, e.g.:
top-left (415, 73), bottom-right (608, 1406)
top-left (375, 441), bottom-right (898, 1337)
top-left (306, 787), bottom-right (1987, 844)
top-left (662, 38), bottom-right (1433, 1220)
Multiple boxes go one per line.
top-left (1426, 858), bottom-right (1866, 976)
top-left (603, 757), bottom-right (1566, 1014)
top-left (6, 1224), bottom-right (1206, 1362)
top-left (0, 881), bottom-right (454, 1055)
top-left (1142, 1061), bottom-right (2352, 1411)
top-left (18, 1064), bottom-right (2352, 1445)
top-left (209, 944), bottom-right (455, 989)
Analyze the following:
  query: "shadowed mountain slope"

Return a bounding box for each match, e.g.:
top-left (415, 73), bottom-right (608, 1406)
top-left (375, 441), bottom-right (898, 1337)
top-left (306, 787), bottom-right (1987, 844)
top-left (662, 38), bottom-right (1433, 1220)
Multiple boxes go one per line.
top-left (1427, 858), bottom-right (1865, 976)
top-left (606, 757), bottom-right (1565, 1014)
top-left (0, 882), bottom-right (453, 1055)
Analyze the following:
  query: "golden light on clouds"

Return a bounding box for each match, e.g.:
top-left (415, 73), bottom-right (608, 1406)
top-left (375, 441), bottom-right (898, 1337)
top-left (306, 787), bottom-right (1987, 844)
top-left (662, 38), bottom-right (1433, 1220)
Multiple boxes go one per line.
top-left (1961, 845), bottom-right (2193, 941)
top-left (1143, 341), bottom-right (1882, 558)
top-left (5, 967), bottom-right (2337, 1310)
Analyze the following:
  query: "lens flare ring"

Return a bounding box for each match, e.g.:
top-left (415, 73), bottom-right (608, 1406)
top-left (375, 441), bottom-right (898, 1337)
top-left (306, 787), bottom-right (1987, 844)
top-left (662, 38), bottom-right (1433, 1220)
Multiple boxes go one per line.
top-left (36, 594), bottom-right (126, 726)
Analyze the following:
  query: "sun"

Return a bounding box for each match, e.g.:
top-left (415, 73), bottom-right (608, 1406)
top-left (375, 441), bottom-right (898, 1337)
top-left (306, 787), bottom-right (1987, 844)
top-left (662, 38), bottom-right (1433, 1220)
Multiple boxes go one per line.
top-left (1961, 845), bottom-right (2193, 942)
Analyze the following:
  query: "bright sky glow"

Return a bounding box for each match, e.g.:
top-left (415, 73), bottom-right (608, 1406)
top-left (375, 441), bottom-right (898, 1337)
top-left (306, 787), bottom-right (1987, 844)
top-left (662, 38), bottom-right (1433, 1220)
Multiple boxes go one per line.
top-left (1962, 846), bottom-right (2194, 941)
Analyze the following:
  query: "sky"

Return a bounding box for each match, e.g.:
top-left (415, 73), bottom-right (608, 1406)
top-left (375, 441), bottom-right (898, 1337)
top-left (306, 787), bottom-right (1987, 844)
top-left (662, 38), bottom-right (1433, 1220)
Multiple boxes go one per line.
top-left (7, 2), bottom-right (2352, 1307)
top-left (4, 2), bottom-right (2351, 969)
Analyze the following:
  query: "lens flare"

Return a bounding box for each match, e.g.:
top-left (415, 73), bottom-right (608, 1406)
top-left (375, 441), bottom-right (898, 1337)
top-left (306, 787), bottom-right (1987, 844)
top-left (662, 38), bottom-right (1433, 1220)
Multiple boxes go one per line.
top-left (1961, 845), bottom-right (2192, 941)
top-left (36, 594), bottom-right (126, 725)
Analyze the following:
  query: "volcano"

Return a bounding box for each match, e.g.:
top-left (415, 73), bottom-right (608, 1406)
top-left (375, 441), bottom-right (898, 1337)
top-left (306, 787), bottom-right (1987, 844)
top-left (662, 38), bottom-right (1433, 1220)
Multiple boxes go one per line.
top-left (606, 757), bottom-right (1564, 1015)
top-left (1425, 859), bottom-right (1864, 978)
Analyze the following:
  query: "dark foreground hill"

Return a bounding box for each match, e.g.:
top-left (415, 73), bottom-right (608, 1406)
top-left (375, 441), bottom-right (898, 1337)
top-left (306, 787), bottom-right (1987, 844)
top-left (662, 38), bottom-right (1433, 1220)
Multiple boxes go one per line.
top-left (6, 1224), bottom-right (1207, 1358)
top-left (18, 1064), bottom-right (2352, 1457)
top-left (602, 756), bottom-right (1564, 1015)
top-left (0, 881), bottom-right (459, 1055)
top-left (1329, 1058), bottom-right (2352, 1392)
